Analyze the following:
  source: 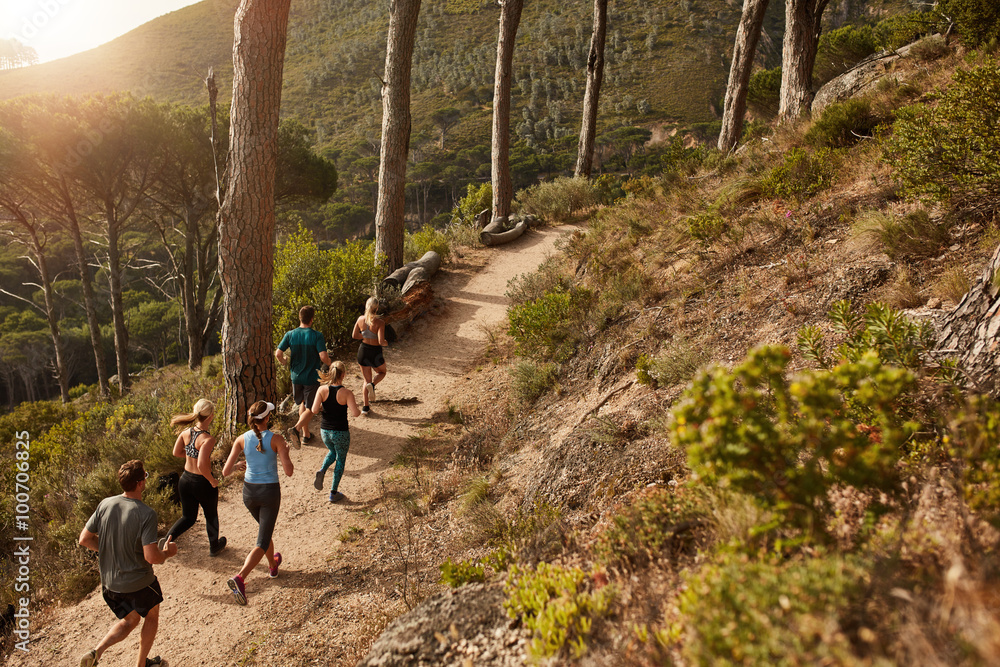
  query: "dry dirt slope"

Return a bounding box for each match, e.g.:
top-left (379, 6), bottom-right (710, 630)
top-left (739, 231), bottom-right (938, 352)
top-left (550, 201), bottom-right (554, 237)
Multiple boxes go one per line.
top-left (12, 224), bottom-right (573, 667)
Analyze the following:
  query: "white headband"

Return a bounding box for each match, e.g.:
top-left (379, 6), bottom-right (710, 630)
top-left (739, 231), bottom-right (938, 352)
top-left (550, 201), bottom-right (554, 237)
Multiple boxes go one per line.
top-left (251, 402), bottom-right (275, 420)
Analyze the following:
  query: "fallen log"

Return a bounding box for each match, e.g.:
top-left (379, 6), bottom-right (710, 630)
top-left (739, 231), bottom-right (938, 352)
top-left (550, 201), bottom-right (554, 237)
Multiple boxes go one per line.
top-left (480, 216), bottom-right (529, 246)
top-left (381, 251), bottom-right (442, 289)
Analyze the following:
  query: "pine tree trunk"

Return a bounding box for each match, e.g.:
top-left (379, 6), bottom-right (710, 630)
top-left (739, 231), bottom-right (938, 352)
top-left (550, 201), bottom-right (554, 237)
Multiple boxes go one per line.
top-left (375, 0), bottom-right (422, 274)
top-left (62, 191), bottom-right (110, 397)
top-left (575, 0), bottom-right (608, 178)
top-left (33, 240), bottom-right (70, 403)
top-left (718, 0), bottom-right (770, 152)
top-left (938, 244), bottom-right (1000, 395)
top-left (218, 0), bottom-right (291, 434)
top-left (491, 0), bottom-right (524, 222)
top-left (105, 203), bottom-right (130, 393)
top-left (779, 0), bottom-right (829, 121)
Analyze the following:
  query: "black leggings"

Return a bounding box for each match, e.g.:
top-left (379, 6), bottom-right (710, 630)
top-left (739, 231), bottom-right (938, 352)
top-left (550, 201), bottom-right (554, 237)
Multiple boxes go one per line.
top-left (243, 482), bottom-right (281, 549)
top-left (167, 471), bottom-right (221, 549)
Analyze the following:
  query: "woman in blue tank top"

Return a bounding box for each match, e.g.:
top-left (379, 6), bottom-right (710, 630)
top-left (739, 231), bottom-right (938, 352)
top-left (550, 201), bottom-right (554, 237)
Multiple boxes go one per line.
top-left (222, 400), bottom-right (294, 606)
top-left (295, 361), bottom-right (361, 503)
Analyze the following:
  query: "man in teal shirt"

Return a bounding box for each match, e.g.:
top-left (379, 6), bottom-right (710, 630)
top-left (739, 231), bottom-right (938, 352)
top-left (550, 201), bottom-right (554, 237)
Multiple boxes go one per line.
top-left (275, 305), bottom-right (331, 444)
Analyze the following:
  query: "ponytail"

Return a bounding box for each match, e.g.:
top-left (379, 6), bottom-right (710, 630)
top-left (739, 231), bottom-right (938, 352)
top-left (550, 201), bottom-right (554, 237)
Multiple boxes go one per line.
top-left (364, 297), bottom-right (379, 329)
top-left (170, 398), bottom-right (215, 433)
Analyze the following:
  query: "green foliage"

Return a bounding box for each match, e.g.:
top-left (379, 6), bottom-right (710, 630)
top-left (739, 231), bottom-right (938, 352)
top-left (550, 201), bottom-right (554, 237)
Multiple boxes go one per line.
top-left (594, 487), bottom-right (703, 567)
top-left (511, 360), bottom-right (560, 403)
top-left (504, 562), bottom-right (614, 660)
top-left (806, 99), bottom-right (886, 148)
top-left (884, 58), bottom-right (1000, 209)
top-left (591, 174), bottom-right (626, 206)
top-left (515, 176), bottom-right (598, 223)
top-left (507, 287), bottom-right (594, 362)
top-left (875, 10), bottom-right (940, 50)
top-left (439, 557), bottom-right (487, 587)
top-left (761, 148), bottom-right (838, 202)
top-left (673, 345), bottom-right (918, 540)
top-left (814, 24), bottom-right (881, 84)
top-left (404, 224), bottom-right (451, 263)
top-left (939, 0), bottom-right (1000, 47)
top-left (272, 226), bottom-right (380, 347)
top-left (454, 182), bottom-right (492, 226)
top-left (679, 551), bottom-right (871, 665)
top-left (747, 66), bottom-right (782, 117)
top-left (687, 212), bottom-right (726, 246)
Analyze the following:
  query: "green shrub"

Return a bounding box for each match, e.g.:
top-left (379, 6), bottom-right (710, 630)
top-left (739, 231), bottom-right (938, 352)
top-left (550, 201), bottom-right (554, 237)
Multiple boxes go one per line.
top-left (851, 209), bottom-right (951, 260)
top-left (806, 99), bottom-right (886, 148)
top-left (439, 557), bottom-right (487, 587)
top-left (907, 34), bottom-right (950, 61)
top-left (673, 345), bottom-right (918, 541)
top-left (884, 58), bottom-right (1000, 209)
top-left (592, 174), bottom-right (626, 206)
top-left (761, 148), bottom-right (838, 202)
top-left (875, 10), bottom-right (938, 50)
top-left (507, 287), bottom-right (593, 362)
top-left (515, 176), bottom-right (597, 223)
top-left (687, 213), bottom-right (726, 246)
top-left (814, 23), bottom-right (881, 84)
top-left (511, 360), bottom-right (559, 403)
top-left (404, 224), bottom-right (451, 263)
top-left (594, 487), bottom-right (703, 567)
top-left (505, 257), bottom-right (570, 307)
top-left (504, 562), bottom-right (614, 660)
top-left (747, 66), bottom-right (781, 117)
top-left (272, 226), bottom-right (381, 347)
top-left (939, 0), bottom-right (1000, 47)
top-left (454, 182), bottom-right (492, 225)
top-left (679, 551), bottom-right (871, 665)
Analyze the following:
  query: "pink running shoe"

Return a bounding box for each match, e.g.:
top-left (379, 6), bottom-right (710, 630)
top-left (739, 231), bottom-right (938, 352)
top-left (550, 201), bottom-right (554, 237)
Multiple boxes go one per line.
top-left (269, 552), bottom-right (282, 579)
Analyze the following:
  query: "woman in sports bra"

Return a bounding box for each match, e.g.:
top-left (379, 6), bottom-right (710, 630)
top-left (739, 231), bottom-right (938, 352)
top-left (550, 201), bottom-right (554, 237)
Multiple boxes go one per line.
top-left (352, 296), bottom-right (389, 415)
top-left (222, 400), bottom-right (294, 606)
top-left (295, 361), bottom-right (361, 503)
top-left (165, 398), bottom-right (227, 556)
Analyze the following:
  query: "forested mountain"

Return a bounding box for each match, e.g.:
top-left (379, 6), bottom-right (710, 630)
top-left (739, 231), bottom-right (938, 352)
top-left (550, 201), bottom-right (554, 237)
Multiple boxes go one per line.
top-left (0, 0), bottom-right (915, 407)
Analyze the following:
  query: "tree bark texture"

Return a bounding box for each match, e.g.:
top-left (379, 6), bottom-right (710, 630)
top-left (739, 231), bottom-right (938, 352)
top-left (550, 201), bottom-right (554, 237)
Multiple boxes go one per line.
top-left (218, 0), bottom-right (291, 433)
top-left (779, 0), bottom-right (830, 121)
top-left (104, 200), bottom-right (130, 393)
top-left (61, 187), bottom-right (111, 397)
top-left (938, 244), bottom-right (1000, 396)
top-left (718, 0), bottom-right (770, 152)
top-left (575, 0), bottom-right (608, 178)
top-left (374, 0), bottom-right (422, 274)
top-left (491, 0), bottom-right (524, 222)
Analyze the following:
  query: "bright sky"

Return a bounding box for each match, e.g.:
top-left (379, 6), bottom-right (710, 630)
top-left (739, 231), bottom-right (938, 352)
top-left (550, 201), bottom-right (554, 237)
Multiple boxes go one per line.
top-left (1, 0), bottom-right (204, 63)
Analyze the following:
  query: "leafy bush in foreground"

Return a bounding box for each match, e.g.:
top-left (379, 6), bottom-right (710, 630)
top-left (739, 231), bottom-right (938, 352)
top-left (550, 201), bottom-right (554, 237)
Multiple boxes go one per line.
top-left (678, 551), bottom-right (872, 665)
top-left (673, 345), bottom-right (917, 541)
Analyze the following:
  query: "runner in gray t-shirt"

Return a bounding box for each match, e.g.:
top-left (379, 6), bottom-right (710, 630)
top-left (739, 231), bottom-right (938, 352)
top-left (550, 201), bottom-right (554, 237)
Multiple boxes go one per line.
top-left (78, 460), bottom-right (177, 667)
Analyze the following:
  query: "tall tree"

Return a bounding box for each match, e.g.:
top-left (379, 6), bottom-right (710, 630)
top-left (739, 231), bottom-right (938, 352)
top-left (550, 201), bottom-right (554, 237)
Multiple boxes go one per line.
top-left (491, 0), bottom-right (524, 223)
top-left (69, 96), bottom-right (167, 393)
top-left (718, 0), bottom-right (771, 152)
top-left (779, 0), bottom-right (830, 121)
top-left (145, 105), bottom-right (224, 370)
top-left (0, 190), bottom-right (72, 403)
top-left (0, 98), bottom-right (111, 396)
top-left (218, 0), bottom-right (292, 431)
top-left (374, 0), bottom-right (423, 273)
top-left (574, 0), bottom-right (608, 178)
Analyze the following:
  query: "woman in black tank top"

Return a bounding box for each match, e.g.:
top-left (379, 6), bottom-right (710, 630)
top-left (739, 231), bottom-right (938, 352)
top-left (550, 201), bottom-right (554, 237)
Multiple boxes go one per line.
top-left (166, 399), bottom-right (226, 556)
top-left (295, 361), bottom-right (361, 502)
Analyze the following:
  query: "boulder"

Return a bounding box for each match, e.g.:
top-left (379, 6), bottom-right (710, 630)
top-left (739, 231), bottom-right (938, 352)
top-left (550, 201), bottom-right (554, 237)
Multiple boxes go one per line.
top-left (811, 39), bottom-right (928, 116)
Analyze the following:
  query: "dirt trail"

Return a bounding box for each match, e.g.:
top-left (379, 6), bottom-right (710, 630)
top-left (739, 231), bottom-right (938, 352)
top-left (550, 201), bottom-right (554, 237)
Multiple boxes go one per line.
top-left (16, 225), bottom-right (570, 667)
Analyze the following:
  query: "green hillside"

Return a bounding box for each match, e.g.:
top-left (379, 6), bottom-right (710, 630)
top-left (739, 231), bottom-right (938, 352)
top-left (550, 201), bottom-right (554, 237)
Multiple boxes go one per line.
top-left (0, 0), bottom-right (920, 164)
